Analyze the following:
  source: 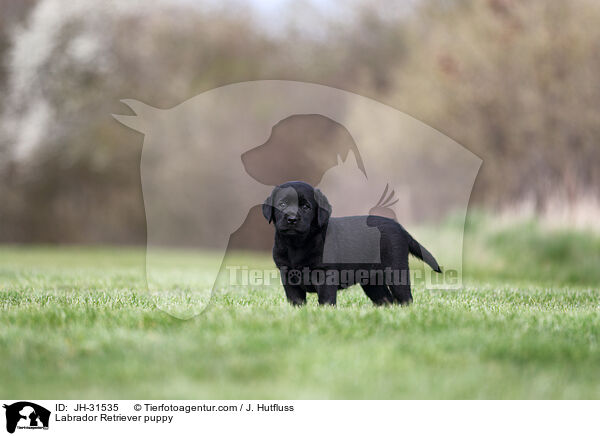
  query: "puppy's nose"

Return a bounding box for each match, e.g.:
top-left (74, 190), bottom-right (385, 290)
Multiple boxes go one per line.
top-left (286, 216), bottom-right (298, 225)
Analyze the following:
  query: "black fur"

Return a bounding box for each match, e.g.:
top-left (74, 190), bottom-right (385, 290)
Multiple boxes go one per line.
top-left (263, 181), bottom-right (441, 306)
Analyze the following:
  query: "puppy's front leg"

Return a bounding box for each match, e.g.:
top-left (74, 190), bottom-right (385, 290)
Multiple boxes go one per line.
top-left (316, 285), bottom-right (337, 306)
top-left (283, 284), bottom-right (306, 306)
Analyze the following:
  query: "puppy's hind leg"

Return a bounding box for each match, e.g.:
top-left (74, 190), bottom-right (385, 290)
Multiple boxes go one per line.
top-left (389, 267), bottom-right (412, 305)
top-left (361, 284), bottom-right (393, 306)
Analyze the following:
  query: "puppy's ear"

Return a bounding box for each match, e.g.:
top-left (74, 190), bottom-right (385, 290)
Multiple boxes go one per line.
top-left (262, 194), bottom-right (274, 223)
top-left (314, 188), bottom-right (331, 227)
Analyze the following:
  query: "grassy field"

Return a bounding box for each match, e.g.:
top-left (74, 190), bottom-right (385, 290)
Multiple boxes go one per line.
top-left (1, 219), bottom-right (599, 399)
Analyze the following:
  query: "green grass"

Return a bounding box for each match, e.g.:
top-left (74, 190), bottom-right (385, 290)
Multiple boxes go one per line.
top-left (1, 220), bottom-right (600, 399)
top-left (463, 212), bottom-right (600, 287)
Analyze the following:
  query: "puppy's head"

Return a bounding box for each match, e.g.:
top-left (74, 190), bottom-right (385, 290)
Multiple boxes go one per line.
top-left (262, 181), bottom-right (331, 236)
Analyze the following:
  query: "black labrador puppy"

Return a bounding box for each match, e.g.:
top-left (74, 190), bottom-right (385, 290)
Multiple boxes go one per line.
top-left (262, 181), bottom-right (441, 306)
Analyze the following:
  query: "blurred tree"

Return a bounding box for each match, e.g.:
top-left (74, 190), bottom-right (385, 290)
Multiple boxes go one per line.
top-left (1, 0), bottom-right (599, 244)
top-left (390, 0), bottom-right (600, 211)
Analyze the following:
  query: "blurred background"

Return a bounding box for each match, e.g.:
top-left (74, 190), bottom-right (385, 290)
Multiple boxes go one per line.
top-left (0, 0), bottom-right (599, 254)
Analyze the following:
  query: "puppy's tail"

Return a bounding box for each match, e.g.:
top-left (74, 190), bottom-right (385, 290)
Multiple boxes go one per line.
top-left (405, 230), bottom-right (442, 273)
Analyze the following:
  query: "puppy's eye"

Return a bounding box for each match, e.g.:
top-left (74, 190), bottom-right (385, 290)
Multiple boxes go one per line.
top-left (301, 204), bottom-right (311, 210)
top-left (278, 201), bottom-right (287, 208)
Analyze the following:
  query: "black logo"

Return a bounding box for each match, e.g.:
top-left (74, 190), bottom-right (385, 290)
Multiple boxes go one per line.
top-left (3, 402), bottom-right (50, 434)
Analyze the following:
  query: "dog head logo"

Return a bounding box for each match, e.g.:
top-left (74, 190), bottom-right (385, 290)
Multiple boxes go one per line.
top-left (113, 80), bottom-right (481, 318)
top-left (3, 402), bottom-right (50, 434)
top-left (241, 113), bottom-right (366, 187)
